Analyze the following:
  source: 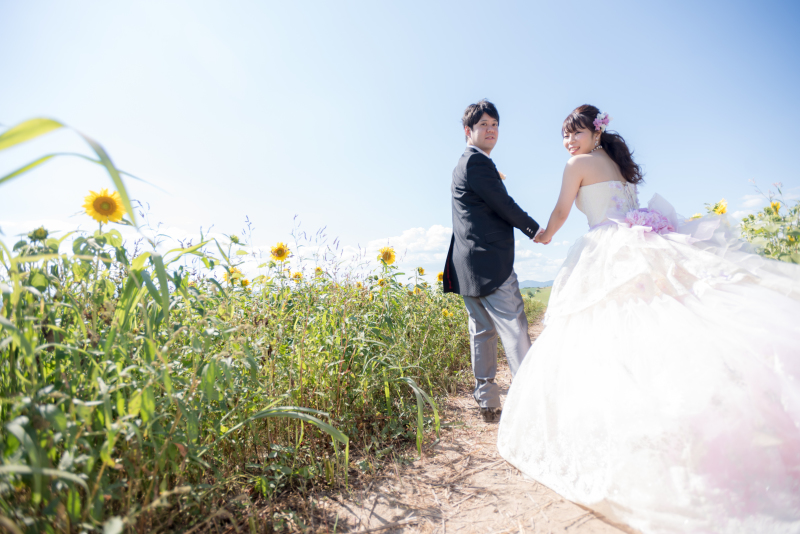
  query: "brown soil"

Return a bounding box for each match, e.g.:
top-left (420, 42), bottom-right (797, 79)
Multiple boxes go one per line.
top-left (310, 319), bottom-right (639, 534)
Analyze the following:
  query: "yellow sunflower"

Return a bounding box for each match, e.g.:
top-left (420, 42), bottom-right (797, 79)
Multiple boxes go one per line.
top-left (417, 267), bottom-right (425, 276)
top-left (414, 286), bottom-right (422, 295)
top-left (710, 199), bottom-right (727, 215)
top-left (224, 267), bottom-right (243, 284)
top-left (83, 188), bottom-right (126, 224)
top-left (442, 309), bottom-right (451, 317)
top-left (771, 201), bottom-right (781, 215)
top-left (292, 271), bottom-right (303, 282)
top-left (437, 271), bottom-right (444, 283)
top-left (378, 246), bottom-right (396, 265)
top-left (315, 266), bottom-right (324, 277)
top-left (378, 278), bottom-right (387, 287)
top-left (356, 281), bottom-right (363, 289)
top-left (271, 242), bottom-right (290, 262)
top-left (241, 279), bottom-right (250, 287)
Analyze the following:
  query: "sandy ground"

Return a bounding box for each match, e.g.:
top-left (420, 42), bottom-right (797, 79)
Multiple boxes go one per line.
top-left (314, 319), bottom-right (638, 534)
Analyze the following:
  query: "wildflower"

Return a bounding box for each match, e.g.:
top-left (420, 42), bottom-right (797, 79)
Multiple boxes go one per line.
top-left (437, 272), bottom-right (444, 283)
top-left (224, 267), bottom-right (243, 284)
top-left (315, 266), bottom-right (324, 277)
top-left (188, 281), bottom-right (196, 288)
top-left (771, 201), bottom-right (781, 215)
top-left (408, 290), bottom-right (414, 296)
top-left (378, 246), bottom-right (396, 265)
top-left (368, 293), bottom-right (374, 301)
top-left (442, 309), bottom-right (451, 317)
top-left (356, 282), bottom-right (363, 288)
top-left (28, 226), bottom-right (49, 242)
top-left (270, 242), bottom-right (290, 262)
top-left (378, 278), bottom-right (387, 287)
top-left (417, 267), bottom-right (425, 276)
top-left (83, 188), bottom-right (126, 224)
top-left (414, 287), bottom-right (422, 295)
top-left (241, 279), bottom-right (250, 287)
top-left (230, 235), bottom-right (241, 244)
top-left (292, 272), bottom-right (303, 282)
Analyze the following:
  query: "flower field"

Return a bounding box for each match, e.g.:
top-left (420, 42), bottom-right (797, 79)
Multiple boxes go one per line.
top-left (0, 120), bottom-right (470, 533)
top-left (2, 119), bottom-right (797, 533)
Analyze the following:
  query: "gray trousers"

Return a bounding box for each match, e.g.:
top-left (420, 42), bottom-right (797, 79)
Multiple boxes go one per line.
top-left (462, 271), bottom-right (531, 408)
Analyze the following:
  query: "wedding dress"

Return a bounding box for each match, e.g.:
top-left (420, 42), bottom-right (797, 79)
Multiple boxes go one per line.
top-left (497, 180), bottom-right (800, 534)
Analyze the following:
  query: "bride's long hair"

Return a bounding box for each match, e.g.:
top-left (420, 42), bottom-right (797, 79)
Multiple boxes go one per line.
top-left (562, 104), bottom-right (644, 185)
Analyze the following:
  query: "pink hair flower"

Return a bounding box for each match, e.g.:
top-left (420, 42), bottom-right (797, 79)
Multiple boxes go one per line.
top-left (593, 112), bottom-right (612, 132)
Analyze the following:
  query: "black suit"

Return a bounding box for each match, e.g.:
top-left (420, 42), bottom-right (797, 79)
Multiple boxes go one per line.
top-left (443, 147), bottom-right (540, 297)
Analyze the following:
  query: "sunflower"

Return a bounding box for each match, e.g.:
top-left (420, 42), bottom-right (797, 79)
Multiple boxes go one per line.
top-left (437, 271), bottom-right (444, 283)
top-left (771, 201), bottom-right (781, 215)
top-left (83, 188), bottom-right (126, 224)
top-left (271, 242), bottom-right (290, 262)
top-left (292, 272), bottom-right (303, 282)
top-left (378, 246), bottom-right (395, 265)
top-left (28, 226), bottom-right (49, 242)
top-left (241, 279), bottom-right (250, 287)
top-left (230, 235), bottom-right (241, 245)
top-left (442, 309), bottom-right (451, 317)
top-left (414, 286), bottom-right (422, 295)
top-left (378, 278), bottom-right (387, 287)
top-left (417, 267), bottom-right (425, 276)
top-left (315, 266), bottom-right (324, 277)
top-left (356, 282), bottom-right (363, 289)
top-left (708, 198), bottom-right (727, 215)
top-left (224, 267), bottom-right (243, 284)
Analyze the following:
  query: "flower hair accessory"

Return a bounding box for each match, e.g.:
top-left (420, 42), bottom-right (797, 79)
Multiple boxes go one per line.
top-left (593, 112), bottom-right (612, 132)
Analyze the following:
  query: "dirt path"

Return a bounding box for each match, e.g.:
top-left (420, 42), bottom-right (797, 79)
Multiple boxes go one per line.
top-left (316, 319), bottom-right (636, 534)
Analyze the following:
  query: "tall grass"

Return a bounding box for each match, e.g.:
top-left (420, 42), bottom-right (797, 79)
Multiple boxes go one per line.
top-left (0, 119), bottom-right (471, 533)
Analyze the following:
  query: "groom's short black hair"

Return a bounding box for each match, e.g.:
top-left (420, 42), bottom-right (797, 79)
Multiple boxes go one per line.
top-left (462, 99), bottom-right (499, 141)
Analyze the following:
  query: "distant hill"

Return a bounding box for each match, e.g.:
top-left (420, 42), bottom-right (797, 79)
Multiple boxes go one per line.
top-left (519, 280), bottom-right (554, 288)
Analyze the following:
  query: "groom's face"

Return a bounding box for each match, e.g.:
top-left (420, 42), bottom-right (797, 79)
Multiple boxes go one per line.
top-left (465, 113), bottom-right (499, 153)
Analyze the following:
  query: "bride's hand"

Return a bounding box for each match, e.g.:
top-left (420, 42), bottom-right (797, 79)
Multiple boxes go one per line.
top-left (534, 231), bottom-right (551, 245)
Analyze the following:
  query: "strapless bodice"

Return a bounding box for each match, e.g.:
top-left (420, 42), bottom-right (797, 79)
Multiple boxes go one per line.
top-left (575, 180), bottom-right (639, 228)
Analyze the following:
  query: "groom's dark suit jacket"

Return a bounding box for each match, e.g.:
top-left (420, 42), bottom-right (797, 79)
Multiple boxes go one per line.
top-left (443, 147), bottom-right (540, 297)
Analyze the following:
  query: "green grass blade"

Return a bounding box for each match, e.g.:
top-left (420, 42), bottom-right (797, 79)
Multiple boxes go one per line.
top-left (0, 465), bottom-right (89, 491)
top-left (0, 118), bottom-right (63, 151)
top-left (0, 154), bottom-right (57, 186)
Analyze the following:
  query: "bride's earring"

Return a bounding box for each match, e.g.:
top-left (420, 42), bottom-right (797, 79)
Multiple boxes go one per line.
top-left (591, 136), bottom-right (602, 153)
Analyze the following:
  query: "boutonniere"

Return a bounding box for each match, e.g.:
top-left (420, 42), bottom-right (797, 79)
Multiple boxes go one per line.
top-left (498, 171), bottom-right (507, 181)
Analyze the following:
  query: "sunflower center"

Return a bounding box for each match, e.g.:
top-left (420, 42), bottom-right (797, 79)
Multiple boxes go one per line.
top-left (93, 197), bottom-right (117, 215)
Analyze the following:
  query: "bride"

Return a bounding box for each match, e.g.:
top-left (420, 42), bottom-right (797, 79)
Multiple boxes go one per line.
top-left (497, 104), bottom-right (800, 533)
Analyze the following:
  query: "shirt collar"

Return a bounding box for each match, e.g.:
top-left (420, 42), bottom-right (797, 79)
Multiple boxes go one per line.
top-left (466, 144), bottom-right (491, 159)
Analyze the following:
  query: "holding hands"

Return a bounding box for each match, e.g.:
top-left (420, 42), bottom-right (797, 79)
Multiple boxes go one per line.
top-left (533, 228), bottom-right (551, 245)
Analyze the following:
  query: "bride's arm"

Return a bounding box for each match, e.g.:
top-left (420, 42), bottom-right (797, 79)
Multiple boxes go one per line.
top-left (536, 158), bottom-right (583, 243)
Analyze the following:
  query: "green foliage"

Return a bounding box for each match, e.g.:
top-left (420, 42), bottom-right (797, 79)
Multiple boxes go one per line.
top-left (739, 184), bottom-right (800, 264)
top-left (0, 119), bottom-right (470, 532)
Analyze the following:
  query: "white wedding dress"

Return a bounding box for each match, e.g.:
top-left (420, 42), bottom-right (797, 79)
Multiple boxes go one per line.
top-left (498, 180), bottom-right (800, 534)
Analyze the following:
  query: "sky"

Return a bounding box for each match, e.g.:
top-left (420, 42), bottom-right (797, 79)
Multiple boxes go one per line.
top-left (1, 0), bottom-right (799, 283)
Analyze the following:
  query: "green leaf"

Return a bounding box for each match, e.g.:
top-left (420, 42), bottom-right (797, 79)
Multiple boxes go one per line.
top-left (236, 250), bottom-right (248, 256)
top-left (128, 390), bottom-right (142, 417)
top-left (131, 252), bottom-right (151, 271)
top-left (0, 118), bottom-right (63, 151)
top-left (141, 386), bottom-right (155, 423)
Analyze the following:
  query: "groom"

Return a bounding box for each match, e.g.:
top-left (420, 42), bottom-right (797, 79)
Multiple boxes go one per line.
top-left (443, 99), bottom-right (543, 423)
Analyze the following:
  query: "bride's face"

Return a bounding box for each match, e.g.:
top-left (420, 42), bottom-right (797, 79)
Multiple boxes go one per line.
top-left (563, 127), bottom-right (599, 156)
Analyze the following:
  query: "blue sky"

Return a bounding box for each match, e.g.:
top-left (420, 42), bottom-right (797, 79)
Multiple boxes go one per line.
top-left (1, 1), bottom-right (798, 282)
